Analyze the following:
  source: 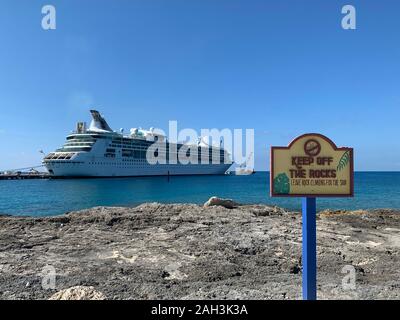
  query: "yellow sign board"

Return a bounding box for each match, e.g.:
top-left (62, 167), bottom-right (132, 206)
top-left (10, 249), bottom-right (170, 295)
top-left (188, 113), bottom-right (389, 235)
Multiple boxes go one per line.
top-left (270, 133), bottom-right (354, 197)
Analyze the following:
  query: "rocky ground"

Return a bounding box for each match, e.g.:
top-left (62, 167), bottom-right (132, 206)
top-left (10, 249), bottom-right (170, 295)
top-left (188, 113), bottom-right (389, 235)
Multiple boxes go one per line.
top-left (0, 202), bottom-right (399, 300)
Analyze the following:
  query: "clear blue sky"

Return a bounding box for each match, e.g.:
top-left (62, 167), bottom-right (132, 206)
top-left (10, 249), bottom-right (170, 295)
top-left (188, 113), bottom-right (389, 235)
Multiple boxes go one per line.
top-left (0, 0), bottom-right (399, 171)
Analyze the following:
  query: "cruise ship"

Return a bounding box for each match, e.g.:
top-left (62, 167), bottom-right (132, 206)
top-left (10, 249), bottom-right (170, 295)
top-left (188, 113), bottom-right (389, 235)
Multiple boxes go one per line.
top-left (43, 110), bottom-right (233, 177)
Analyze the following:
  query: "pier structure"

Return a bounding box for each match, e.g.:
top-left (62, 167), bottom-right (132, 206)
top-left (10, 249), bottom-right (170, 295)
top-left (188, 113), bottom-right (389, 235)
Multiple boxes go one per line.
top-left (0, 165), bottom-right (50, 180)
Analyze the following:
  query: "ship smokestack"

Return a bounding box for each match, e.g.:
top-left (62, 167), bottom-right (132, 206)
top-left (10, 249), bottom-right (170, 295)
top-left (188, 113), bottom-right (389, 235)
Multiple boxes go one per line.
top-left (89, 110), bottom-right (113, 132)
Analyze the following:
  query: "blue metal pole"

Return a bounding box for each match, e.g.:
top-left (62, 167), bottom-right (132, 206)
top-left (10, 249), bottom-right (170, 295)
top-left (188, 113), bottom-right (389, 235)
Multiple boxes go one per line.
top-left (302, 197), bottom-right (317, 300)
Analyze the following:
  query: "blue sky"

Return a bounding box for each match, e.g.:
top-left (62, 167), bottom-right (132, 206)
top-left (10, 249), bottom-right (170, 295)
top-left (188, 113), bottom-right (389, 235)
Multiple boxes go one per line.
top-left (0, 0), bottom-right (399, 171)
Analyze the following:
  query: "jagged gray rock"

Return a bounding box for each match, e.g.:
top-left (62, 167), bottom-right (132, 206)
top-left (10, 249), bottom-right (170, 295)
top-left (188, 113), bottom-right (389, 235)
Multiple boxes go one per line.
top-left (0, 203), bottom-right (399, 300)
top-left (49, 286), bottom-right (106, 300)
top-left (203, 196), bottom-right (240, 209)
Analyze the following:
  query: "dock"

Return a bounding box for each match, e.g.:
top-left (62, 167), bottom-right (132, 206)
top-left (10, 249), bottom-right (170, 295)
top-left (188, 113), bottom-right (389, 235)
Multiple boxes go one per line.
top-left (0, 173), bottom-right (51, 180)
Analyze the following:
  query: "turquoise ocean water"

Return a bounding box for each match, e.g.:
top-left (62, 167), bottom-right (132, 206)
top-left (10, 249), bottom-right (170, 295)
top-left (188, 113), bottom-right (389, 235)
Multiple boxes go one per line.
top-left (0, 172), bottom-right (399, 216)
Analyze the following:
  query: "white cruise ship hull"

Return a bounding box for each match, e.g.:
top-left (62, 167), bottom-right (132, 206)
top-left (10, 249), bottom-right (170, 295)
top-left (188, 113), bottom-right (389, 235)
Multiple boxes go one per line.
top-left (45, 161), bottom-right (231, 177)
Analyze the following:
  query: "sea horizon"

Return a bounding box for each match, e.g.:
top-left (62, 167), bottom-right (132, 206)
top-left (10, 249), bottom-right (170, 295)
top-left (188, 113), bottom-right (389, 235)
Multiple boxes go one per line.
top-left (1, 171), bottom-right (400, 216)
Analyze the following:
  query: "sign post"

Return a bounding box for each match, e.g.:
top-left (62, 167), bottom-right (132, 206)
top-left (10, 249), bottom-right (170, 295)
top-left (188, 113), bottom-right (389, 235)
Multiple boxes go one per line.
top-left (270, 133), bottom-right (354, 300)
top-left (302, 197), bottom-right (316, 300)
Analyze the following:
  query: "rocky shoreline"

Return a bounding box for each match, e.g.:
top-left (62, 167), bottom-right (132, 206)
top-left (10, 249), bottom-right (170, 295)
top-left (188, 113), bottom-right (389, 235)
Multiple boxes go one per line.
top-left (0, 202), bottom-right (399, 300)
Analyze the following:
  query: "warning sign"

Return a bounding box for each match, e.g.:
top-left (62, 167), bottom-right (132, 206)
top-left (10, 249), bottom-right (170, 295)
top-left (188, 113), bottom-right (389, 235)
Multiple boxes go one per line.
top-left (270, 133), bottom-right (354, 197)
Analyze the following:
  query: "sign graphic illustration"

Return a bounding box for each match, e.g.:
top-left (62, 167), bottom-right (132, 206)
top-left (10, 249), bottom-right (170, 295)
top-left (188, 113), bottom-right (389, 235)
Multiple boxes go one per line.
top-left (271, 133), bottom-right (353, 197)
top-left (304, 139), bottom-right (321, 157)
top-left (270, 133), bottom-right (354, 300)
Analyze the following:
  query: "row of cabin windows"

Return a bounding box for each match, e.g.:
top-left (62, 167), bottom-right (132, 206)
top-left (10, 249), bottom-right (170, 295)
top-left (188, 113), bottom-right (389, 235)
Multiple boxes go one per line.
top-left (89, 160), bottom-right (223, 166)
top-left (64, 142), bottom-right (94, 147)
top-left (112, 145), bottom-right (226, 156)
top-left (106, 148), bottom-right (225, 160)
top-left (66, 134), bottom-right (107, 140)
top-left (109, 141), bottom-right (225, 155)
top-left (65, 137), bottom-right (95, 141)
top-left (56, 147), bottom-right (92, 152)
top-left (119, 149), bottom-right (225, 161)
